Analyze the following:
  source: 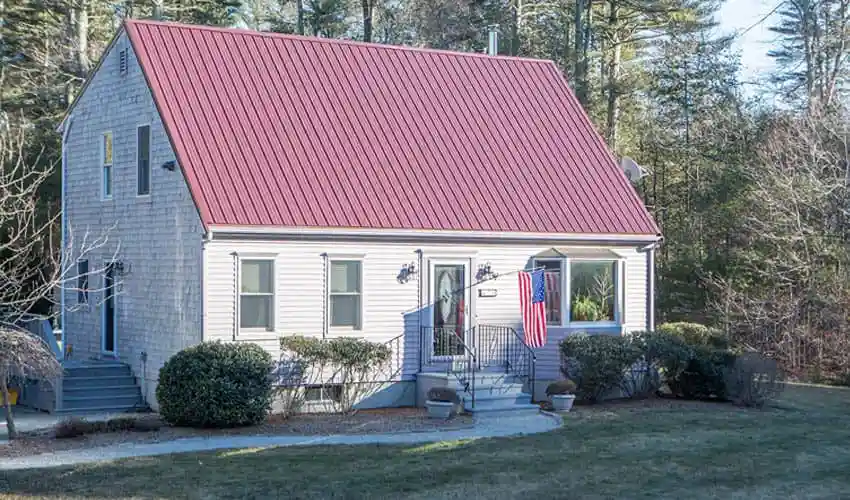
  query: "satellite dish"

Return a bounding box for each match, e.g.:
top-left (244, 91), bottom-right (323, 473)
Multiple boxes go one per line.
top-left (620, 157), bottom-right (647, 184)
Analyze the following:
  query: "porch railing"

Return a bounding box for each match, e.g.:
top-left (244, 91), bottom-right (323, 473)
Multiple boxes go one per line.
top-left (420, 326), bottom-right (477, 409)
top-left (476, 325), bottom-right (536, 398)
top-left (419, 325), bottom-right (536, 405)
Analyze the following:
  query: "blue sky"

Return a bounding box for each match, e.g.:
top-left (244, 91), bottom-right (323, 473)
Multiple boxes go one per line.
top-left (716, 0), bottom-right (780, 87)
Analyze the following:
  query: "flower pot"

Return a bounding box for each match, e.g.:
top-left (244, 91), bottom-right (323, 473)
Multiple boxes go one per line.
top-left (551, 394), bottom-right (575, 412)
top-left (426, 400), bottom-right (454, 419)
top-left (0, 389), bottom-right (18, 406)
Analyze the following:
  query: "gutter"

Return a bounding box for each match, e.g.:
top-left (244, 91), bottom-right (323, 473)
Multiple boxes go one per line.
top-left (209, 226), bottom-right (663, 246)
top-left (638, 238), bottom-right (664, 331)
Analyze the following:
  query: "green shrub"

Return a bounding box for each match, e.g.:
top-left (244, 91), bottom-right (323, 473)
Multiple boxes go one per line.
top-left (279, 335), bottom-right (391, 413)
top-left (560, 335), bottom-right (643, 402)
top-left (725, 352), bottom-right (785, 407)
top-left (427, 387), bottom-right (460, 404)
top-left (545, 379), bottom-right (576, 396)
top-left (674, 345), bottom-right (736, 399)
top-left (648, 324), bottom-right (738, 400)
top-left (157, 342), bottom-right (274, 428)
top-left (657, 322), bottom-right (729, 350)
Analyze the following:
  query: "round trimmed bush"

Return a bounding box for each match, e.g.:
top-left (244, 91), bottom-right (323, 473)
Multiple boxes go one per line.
top-left (157, 342), bottom-right (274, 428)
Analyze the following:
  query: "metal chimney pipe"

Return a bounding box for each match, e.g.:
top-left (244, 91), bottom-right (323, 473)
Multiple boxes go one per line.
top-left (487, 25), bottom-right (500, 56)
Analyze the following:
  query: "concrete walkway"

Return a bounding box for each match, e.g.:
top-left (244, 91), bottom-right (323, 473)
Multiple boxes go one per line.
top-left (0, 413), bottom-right (561, 471)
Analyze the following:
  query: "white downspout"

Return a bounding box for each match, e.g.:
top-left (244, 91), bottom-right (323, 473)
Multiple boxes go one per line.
top-left (60, 118), bottom-right (74, 358)
top-left (640, 239), bottom-right (662, 331)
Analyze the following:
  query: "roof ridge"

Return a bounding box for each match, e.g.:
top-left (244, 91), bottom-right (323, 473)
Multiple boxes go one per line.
top-left (124, 19), bottom-right (553, 65)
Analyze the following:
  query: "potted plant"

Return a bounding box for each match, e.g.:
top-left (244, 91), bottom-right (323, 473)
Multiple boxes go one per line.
top-left (426, 387), bottom-right (460, 419)
top-left (546, 380), bottom-right (577, 412)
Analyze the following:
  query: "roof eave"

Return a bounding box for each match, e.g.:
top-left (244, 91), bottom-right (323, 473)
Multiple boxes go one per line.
top-left (207, 225), bottom-right (662, 245)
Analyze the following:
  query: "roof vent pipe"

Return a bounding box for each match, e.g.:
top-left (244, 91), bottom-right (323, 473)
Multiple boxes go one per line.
top-left (487, 25), bottom-right (500, 56)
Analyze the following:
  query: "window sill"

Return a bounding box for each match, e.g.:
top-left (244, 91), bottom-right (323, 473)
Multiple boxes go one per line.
top-left (549, 323), bottom-right (624, 334)
top-left (235, 330), bottom-right (278, 341)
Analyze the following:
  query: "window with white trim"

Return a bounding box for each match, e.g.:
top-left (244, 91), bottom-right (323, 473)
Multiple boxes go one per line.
top-left (537, 260), bottom-right (562, 325)
top-left (533, 254), bottom-right (621, 326)
top-left (240, 259), bottom-right (274, 330)
top-left (77, 260), bottom-right (89, 304)
top-left (329, 260), bottom-right (362, 330)
top-left (569, 260), bottom-right (617, 323)
top-left (137, 125), bottom-right (151, 195)
top-left (102, 132), bottom-right (113, 199)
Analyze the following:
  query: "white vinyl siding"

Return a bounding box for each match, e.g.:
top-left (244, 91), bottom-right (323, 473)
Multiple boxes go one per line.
top-left (204, 240), bottom-right (651, 381)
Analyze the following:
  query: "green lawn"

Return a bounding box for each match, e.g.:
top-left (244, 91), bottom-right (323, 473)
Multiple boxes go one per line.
top-left (3, 385), bottom-right (850, 499)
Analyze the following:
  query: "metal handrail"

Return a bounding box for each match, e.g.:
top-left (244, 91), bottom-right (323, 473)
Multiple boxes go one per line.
top-left (477, 325), bottom-right (537, 402)
top-left (420, 326), bottom-right (477, 410)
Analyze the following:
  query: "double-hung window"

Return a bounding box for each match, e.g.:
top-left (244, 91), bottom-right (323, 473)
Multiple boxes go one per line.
top-left (137, 125), bottom-right (151, 196)
top-left (102, 132), bottom-right (113, 199)
top-left (240, 259), bottom-right (275, 331)
top-left (329, 260), bottom-right (362, 330)
top-left (534, 251), bottom-right (622, 327)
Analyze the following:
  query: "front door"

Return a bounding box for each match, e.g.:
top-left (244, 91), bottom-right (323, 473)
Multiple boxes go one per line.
top-left (102, 263), bottom-right (117, 354)
top-left (429, 260), bottom-right (471, 357)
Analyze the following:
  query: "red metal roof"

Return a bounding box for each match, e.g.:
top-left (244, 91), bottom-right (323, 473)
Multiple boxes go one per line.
top-left (125, 20), bottom-right (658, 235)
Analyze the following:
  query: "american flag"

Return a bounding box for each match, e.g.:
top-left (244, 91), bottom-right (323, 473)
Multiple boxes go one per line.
top-left (518, 270), bottom-right (547, 348)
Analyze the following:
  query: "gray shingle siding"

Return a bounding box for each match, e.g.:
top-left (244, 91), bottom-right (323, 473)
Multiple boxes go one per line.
top-left (62, 32), bottom-right (204, 409)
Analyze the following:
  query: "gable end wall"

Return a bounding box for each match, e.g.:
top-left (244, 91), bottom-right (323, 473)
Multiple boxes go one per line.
top-left (62, 31), bottom-right (204, 409)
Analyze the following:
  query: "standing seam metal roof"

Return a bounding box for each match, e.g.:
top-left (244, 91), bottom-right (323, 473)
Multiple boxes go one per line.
top-left (125, 20), bottom-right (659, 235)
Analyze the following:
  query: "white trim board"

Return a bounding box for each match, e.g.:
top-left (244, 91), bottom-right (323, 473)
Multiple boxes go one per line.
top-left (209, 225), bottom-right (661, 245)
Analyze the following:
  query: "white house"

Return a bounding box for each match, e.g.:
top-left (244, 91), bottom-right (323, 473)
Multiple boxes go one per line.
top-left (56, 20), bottom-right (660, 414)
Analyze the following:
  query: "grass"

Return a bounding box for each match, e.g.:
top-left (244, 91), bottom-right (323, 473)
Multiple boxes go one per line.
top-left (3, 385), bottom-right (850, 499)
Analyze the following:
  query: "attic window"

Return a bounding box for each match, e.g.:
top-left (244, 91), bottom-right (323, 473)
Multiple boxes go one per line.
top-left (119, 48), bottom-right (129, 76)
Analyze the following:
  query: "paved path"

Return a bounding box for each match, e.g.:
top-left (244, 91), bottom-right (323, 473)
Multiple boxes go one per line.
top-left (0, 413), bottom-right (561, 471)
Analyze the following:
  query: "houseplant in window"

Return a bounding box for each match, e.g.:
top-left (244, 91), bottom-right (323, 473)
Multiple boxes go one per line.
top-left (426, 387), bottom-right (460, 419)
top-left (545, 380), bottom-right (577, 412)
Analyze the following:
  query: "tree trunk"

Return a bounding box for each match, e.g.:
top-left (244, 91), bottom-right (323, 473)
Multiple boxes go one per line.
top-left (605, 0), bottom-right (621, 150)
top-left (1, 377), bottom-right (15, 439)
top-left (153, 0), bottom-right (163, 19)
top-left (361, 0), bottom-right (373, 42)
top-left (74, 0), bottom-right (90, 78)
top-left (573, 0), bottom-right (586, 104)
top-left (296, 0), bottom-right (304, 35)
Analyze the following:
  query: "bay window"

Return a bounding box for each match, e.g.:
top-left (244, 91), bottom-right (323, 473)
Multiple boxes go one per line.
top-left (534, 252), bottom-right (622, 327)
top-left (569, 260), bottom-right (617, 323)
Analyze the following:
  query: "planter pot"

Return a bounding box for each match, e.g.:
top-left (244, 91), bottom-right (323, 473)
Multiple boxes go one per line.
top-left (551, 394), bottom-right (576, 412)
top-left (426, 400), bottom-right (455, 419)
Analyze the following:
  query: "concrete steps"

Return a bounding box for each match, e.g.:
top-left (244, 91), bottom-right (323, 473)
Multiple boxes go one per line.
top-left (420, 370), bottom-right (538, 417)
top-left (58, 362), bottom-right (144, 414)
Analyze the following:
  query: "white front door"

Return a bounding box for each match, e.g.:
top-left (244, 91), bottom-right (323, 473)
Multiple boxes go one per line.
top-left (428, 259), bottom-right (471, 358)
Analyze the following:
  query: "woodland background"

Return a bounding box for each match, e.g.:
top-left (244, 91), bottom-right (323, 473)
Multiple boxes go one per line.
top-left (2, 0), bottom-right (850, 382)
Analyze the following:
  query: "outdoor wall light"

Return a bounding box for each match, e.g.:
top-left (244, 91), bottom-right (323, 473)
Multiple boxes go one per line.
top-left (397, 262), bottom-right (417, 284)
top-left (476, 262), bottom-right (497, 281)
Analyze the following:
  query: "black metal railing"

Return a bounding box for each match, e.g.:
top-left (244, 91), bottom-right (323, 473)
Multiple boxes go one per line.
top-left (420, 326), bottom-right (477, 409)
top-left (476, 325), bottom-right (536, 399)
